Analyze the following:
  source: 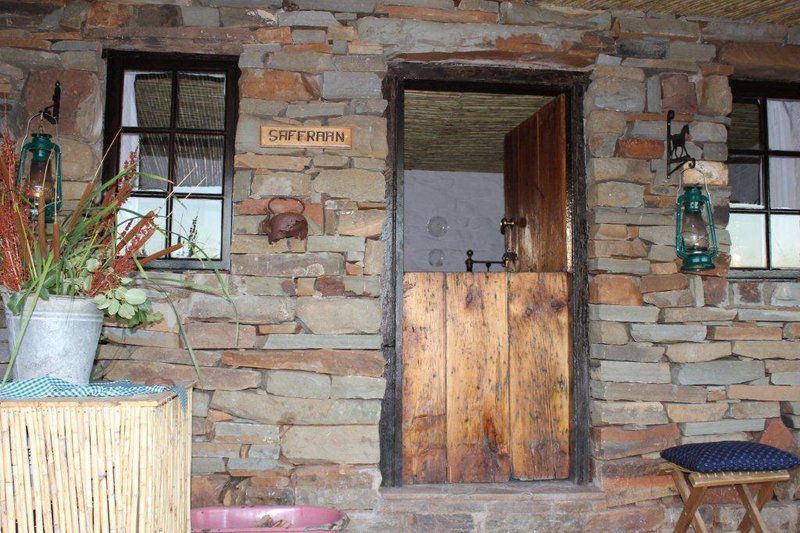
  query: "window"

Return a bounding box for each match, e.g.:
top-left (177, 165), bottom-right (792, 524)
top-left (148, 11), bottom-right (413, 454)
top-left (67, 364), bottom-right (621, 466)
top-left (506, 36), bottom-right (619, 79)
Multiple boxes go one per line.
top-left (728, 81), bottom-right (800, 272)
top-left (103, 51), bottom-right (239, 269)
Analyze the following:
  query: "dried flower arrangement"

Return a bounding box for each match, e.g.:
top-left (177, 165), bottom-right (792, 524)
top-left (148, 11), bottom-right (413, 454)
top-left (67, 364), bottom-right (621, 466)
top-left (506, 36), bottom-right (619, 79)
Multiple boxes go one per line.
top-left (0, 130), bottom-right (232, 383)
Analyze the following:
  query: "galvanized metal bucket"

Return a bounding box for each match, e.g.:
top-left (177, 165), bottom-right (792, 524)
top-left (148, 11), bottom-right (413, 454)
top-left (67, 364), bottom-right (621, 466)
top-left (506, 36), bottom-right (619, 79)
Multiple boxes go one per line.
top-left (2, 294), bottom-right (103, 385)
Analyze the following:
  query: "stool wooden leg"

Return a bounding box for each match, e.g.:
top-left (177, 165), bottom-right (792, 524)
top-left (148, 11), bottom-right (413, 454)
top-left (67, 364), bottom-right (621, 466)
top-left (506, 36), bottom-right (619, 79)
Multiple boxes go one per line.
top-left (736, 485), bottom-right (772, 533)
top-left (670, 470), bottom-right (708, 533)
top-left (736, 482), bottom-right (774, 533)
top-left (675, 485), bottom-right (707, 533)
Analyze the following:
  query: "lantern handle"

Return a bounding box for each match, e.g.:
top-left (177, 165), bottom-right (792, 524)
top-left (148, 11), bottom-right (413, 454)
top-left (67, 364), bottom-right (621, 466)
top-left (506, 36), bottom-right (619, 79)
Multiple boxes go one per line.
top-left (675, 153), bottom-right (714, 208)
top-left (704, 197), bottom-right (719, 259)
top-left (20, 81), bottom-right (61, 150)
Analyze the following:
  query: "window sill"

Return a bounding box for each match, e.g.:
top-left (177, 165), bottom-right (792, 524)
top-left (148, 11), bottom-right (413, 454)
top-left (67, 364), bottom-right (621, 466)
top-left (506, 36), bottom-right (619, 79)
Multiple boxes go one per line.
top-left (727, 269), bottom-right (800, 281)
top-left (143, 258), bottom-right (230, 272)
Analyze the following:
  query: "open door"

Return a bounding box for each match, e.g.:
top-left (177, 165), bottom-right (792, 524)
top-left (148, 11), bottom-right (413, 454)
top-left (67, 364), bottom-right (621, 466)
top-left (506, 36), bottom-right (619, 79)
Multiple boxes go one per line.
top-left (504, 94), bottom-right (569, 272)
top-left (504, 93), bottom-right (571, 481)
top-left (401, 92), bottom-right (571, 484)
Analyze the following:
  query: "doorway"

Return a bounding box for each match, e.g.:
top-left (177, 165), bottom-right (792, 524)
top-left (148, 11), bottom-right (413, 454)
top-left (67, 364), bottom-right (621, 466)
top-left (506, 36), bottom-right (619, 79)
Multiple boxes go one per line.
top-left (380, 65), bottom-right (590, 487)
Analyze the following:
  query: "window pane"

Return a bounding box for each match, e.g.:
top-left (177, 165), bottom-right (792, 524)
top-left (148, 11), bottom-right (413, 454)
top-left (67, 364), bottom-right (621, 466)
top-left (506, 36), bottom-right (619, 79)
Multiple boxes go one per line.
top-left (117, 196), bottom-right (167, 258)
top-left (728, 213), bottom-right (767, 268)
top-left (728, 155), bottom-right (763, 208)
top-left (767, 99), bottom-right (800, 151)
top-left (177, 72), bottom-right (226, 130)
top-left (170, 198), bottom-right (223, 260)
top-left (174, 134), bottom-right (224, 194)
top-left (729, 100), bottom-right (761, 150)
top-left (769, 157), bottom-right (800, 210)
top-left (120, 133), bottom-right (169, 192)
top-left (770, 215), bottom-right (800, 268)
top-left (122, 71), bottom-right (172, 128)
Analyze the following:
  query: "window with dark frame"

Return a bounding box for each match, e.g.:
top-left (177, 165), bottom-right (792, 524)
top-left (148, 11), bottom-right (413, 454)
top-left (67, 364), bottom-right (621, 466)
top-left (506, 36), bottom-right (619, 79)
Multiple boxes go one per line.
top-left (728, 81), bottom-right (800, 273)
top-left (103, 51), bottom-right (239, 270)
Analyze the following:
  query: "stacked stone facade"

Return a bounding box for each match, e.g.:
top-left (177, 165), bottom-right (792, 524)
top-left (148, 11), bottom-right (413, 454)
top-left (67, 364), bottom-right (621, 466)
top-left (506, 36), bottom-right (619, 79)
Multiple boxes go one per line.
top-left (1, 1), bottom-right (800, 530)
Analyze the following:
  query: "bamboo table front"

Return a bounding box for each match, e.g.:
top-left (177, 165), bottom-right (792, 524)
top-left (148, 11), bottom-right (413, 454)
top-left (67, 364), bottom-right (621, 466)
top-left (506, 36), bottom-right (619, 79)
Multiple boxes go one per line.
top-left (0, 389), bottom-right (192, 533)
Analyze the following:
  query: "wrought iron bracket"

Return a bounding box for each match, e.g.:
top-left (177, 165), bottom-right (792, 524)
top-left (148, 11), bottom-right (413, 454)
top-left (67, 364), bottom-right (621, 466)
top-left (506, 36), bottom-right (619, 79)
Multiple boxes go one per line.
top-left (36, 81), bottom-right (61, 125)
top-left (465, 249), bottom-right (517, 272)
top-left (666, 109), bottom-right (696, 176)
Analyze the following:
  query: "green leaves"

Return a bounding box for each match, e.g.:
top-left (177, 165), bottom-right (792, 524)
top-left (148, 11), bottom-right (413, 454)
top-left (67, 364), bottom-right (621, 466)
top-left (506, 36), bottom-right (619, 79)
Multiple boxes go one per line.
top-left (42, 269), bottom-right (59, 291)
top-left (118, 302), bottom-right (135, 320)
top-left (114, 286), bottom-right (127, 300)
top-left (124, 288), bottom-right (146, 305)
top-left (6, 292), bottom-right (25, 315)
top-left (92, 286), bottom-right (155, 326)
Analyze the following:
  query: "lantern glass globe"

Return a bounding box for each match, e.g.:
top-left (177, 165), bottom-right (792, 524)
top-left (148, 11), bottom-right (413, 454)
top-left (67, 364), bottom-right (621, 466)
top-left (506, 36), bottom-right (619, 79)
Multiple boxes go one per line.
top-left (23, 159), bottom-right (57, 203)
top-left (681, 211), bottom-right (709, 252)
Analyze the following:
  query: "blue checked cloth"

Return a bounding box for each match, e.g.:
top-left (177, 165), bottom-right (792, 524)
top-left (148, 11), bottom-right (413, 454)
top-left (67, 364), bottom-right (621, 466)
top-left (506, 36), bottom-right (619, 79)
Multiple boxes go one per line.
top-left (0, 377), bottom-right (187, 410)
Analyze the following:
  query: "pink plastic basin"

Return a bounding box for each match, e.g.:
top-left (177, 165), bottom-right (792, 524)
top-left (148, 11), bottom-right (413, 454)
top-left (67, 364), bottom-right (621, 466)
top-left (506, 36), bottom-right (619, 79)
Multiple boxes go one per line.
top-left (191, 506), bottom-right (348, 532)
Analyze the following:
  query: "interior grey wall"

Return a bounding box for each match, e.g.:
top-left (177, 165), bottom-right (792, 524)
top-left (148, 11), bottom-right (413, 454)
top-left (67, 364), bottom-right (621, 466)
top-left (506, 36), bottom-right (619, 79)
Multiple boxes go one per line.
top-left (403, 170), bottom-right (506, 272)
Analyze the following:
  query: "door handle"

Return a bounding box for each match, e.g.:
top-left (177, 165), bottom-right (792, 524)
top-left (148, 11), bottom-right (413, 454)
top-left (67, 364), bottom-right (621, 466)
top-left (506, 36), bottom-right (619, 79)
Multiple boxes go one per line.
top-left (500, 217), bottom-right (515, 234)
top-left (502, 251), bottom-right (517, 269)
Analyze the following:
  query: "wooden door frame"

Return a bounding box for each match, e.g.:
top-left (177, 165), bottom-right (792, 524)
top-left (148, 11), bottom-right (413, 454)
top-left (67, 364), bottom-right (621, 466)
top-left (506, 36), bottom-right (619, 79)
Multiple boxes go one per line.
top-left (380, 63), bottom-right (591, 486)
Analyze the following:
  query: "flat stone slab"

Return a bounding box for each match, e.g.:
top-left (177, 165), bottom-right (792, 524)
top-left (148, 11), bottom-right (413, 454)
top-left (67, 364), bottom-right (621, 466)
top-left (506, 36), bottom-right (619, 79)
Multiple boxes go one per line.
top-left (672, 360), bottom-right (765, 385)
top-left (381, 481), bottom-right (604, 502)
top-left (631, 324), bottom-right (707, 343)
top-left (263, 334), bottom-right (382, 349)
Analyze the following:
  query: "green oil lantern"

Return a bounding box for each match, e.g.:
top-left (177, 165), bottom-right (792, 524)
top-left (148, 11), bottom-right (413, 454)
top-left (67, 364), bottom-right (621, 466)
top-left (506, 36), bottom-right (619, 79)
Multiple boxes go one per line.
top-left (675, 185), bottom-right (718, 272)
top-left (17, 132), bottom-right (62, 222)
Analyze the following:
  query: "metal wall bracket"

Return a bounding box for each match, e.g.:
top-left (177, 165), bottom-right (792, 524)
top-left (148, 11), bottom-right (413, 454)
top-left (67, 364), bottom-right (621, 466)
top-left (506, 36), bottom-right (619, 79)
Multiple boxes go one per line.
top-left (37, 81), bottom-right (61, 125)
top-left (666, 109), bottom-right (696, 176)
top-left (465, 249), bottom-right (517, 272)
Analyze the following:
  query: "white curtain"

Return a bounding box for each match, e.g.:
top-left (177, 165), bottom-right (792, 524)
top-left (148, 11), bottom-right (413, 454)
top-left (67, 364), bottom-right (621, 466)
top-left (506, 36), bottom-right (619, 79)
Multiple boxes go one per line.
top-left (766, 100), bottom-right (800, 209)
top-left (121, 71), bottom-right (224, 192)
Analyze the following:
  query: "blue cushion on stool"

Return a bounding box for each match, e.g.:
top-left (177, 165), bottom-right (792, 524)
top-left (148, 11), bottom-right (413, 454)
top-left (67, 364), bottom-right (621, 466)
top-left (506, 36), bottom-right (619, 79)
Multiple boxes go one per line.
top-left (661, 441), bottom-right (800, 473)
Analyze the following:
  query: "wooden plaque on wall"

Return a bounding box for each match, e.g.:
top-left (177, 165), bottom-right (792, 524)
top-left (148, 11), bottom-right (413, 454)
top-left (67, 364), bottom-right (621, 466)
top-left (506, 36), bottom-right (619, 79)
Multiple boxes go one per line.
top-left (260, 125), bottom-right (353, 149)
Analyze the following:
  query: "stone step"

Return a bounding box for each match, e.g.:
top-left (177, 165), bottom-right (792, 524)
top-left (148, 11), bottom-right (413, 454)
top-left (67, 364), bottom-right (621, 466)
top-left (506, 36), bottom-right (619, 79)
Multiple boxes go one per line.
top-left (381, 480), bottom-right (605, 499)
top-left (377, 481), bottom-right (606, 515)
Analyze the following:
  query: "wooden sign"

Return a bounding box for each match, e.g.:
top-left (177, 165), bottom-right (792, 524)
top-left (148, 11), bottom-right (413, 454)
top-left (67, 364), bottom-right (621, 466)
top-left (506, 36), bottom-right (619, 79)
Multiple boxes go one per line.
top-left (260, 125), bottom-right (352, 149)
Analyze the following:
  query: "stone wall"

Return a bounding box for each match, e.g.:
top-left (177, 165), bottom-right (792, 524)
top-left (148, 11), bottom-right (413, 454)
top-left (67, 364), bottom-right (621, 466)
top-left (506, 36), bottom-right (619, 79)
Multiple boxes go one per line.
top-left (1, 0), bottom-right (800, 528)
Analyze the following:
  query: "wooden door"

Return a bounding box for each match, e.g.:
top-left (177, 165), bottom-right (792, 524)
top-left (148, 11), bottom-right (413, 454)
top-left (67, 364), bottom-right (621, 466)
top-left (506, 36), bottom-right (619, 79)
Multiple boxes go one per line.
top-left (504, 94), bottom-right (568, 272)
top-left (507, 274), bottom-right (570, 480)
top-left (401, 272), bottom-right (570, 483)
top-left (401, 94), bottom-right (571, 484)
top-left (504, 93), bottom-right (571, 480)
top-left (445, 273), bottom-right (510, 483)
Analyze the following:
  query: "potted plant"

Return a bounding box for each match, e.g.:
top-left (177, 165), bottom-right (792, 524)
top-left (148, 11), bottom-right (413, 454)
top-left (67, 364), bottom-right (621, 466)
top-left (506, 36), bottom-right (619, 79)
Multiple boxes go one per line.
top-left (0, 131), bottom-right (229, 385)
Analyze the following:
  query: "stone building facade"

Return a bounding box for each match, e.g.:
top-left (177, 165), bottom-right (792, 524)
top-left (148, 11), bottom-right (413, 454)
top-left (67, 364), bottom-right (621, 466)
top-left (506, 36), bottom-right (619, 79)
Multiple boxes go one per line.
top-left (1, 0), bottom-right (800, 530)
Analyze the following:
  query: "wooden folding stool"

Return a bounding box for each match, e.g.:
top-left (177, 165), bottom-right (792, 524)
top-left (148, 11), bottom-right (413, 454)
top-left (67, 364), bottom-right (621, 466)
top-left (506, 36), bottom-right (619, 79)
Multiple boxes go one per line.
top-left (662, 462), bottom-right (790, 533)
